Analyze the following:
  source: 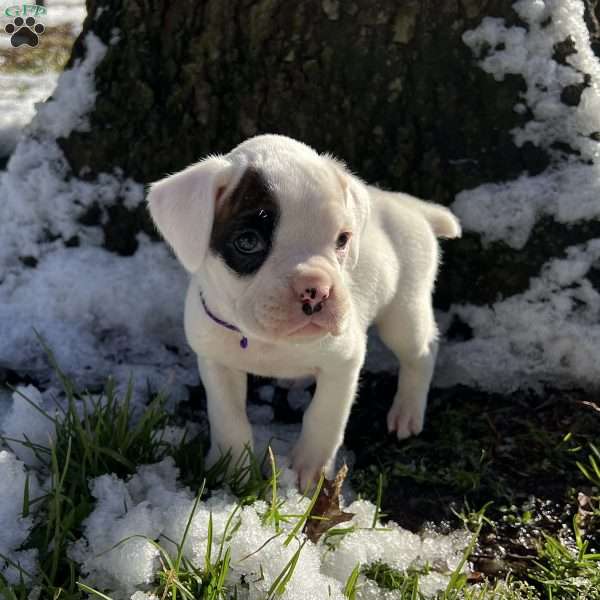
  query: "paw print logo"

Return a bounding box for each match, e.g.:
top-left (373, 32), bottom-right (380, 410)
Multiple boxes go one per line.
top-left (4, 16), bottom-right (45, 48)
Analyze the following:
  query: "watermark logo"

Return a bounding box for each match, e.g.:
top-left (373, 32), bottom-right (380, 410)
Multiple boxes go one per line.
top-left (3, 4), bottom-right (46, 47)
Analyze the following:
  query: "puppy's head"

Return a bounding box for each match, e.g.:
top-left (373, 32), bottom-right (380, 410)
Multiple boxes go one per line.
top-left (147, 135), bottom-right (369, 343)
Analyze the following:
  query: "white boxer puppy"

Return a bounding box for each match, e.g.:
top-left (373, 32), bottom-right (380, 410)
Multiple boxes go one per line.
top-left (147, 134), bottom-right (461, 490)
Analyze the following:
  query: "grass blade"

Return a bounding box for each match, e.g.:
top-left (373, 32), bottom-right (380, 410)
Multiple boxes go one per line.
top-left (266, 540), bottom-right (306, 599)
top-left (343, 563), bottom-right (361, 599)
top-left (77, 582), bottom-right (115, 599)
top-left (284, 473), bottom-right (325, 546)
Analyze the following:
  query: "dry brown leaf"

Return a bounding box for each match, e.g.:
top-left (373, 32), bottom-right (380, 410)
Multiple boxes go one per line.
top-left (303, 464), bottom-right (354, 543)
top-left (466, 570), bottom-right (485, 583)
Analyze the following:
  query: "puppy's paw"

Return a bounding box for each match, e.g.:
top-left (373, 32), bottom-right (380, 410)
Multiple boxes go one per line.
top-left (290, 441), bottom-right (334, 493)
top-left (387, 400), bottom-right (425, 440)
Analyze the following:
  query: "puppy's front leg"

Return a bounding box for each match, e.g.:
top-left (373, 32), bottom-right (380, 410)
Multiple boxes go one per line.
top-left (291, 361), bottom-right (362, 491)
top-left (197, 357), bottom-right (253, 469)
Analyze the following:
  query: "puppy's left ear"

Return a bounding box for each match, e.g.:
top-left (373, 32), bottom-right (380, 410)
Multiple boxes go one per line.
top-left (147, 156), bottom-right (232, 273)
top-left (323, 155), bottom-right (371, 269)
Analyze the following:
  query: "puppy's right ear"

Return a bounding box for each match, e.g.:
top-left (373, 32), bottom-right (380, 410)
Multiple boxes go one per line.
top-left (147, 156), bottom-right (232, 273)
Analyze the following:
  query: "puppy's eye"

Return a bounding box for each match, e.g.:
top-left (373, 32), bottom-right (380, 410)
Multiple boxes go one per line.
top-left (233, 230), bottom-right (266, 254)
top-left (336, 232), bottom-right (351, 249)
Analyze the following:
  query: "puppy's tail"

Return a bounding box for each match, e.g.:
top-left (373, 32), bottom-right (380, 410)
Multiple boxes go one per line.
top-left (399, 194), bottom-right (462, 239)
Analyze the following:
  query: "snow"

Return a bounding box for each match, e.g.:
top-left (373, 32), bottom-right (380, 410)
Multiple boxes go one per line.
top-left (283, 378), bottom-right (314, 412)
top-left (0, 382), bottom-right (469, 598)
top-left (40, 0), bottom-right (87, 31)
top-left (463, 0), bottom-right (600, 162)
top-left (0, 450), bottom-right (41, 585)
top-left (459, 0), bottom-right (600, 248)
top-left (0, 72), bottom-right (58, 158)
top-left (0, 30), bottom-right (108, 272)
top-left (438, 239), bottom-right (600, 392)
top-left (0, 30), bottom-right (195, 393)
top-left (452, 164), bottom-right (600, 250)
top-left (437, 0), bottom-right (600, 392)
top-left (68, 456), bottom-right (469, 599)
top-left (321, 500), bottom-right (469, 594)
top-left (35, 32), bottom-right (105, 138)
top-left (1, 385), bottom-right (56, 467)
top-left (0, 240), bottom-right (193, 390)
top-left (458, 0), bottom-right (600, 241)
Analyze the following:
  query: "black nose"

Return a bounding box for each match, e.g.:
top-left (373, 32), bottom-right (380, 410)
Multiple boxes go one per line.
top-left (302, 301), bottom-right (324, 315)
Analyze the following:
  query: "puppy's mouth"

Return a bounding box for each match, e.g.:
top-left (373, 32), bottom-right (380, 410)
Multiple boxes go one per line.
top-left (286, 321), bottom-right (328, 338)
top-left (282, 309), bottom-right (346, 339)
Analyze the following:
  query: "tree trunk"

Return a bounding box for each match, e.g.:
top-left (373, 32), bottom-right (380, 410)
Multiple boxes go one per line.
top-left (52, 0), bottom-right (600, 391)
top-left (63, 0), bottom-right (549, 195)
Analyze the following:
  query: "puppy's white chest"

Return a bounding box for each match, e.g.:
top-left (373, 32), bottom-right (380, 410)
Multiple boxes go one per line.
top-left (194, 328), bottom-right (319, 378)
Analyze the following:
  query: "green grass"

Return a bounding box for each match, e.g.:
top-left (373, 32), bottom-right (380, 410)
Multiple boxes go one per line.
top-left (1, 360), bottom-right (599, 599)
top-left (363, 561), bottom-right (427, 597)
top-left (345, 377), bottom-right (600, 599)
top-left (0, 343), bottom-right (263, 598)
top-left (0, 349), bottom-right (334, 599)
top-left (531, 523), bottom-right (600, 599)
top-left (3, 384), bottom-right (174, 596)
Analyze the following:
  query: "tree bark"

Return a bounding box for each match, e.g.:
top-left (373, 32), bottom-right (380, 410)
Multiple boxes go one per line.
top-left (63, 0), bottom-right (547, 194)
top-left (58, 0), bottom-right (600, 320)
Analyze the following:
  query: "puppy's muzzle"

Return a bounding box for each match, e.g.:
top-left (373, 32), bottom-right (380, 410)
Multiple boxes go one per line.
top-left (292, 273), bottom-right (331, 315)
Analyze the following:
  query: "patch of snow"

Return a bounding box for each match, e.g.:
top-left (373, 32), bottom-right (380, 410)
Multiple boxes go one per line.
top-left (0, 450), bottom-right (41, 584)
top-left (458, 0), bottom-right (600, 249)
top-left (463, 0), bottom-right (600, 162)
top-left (253, 422), bottom-right (302, 464)
top-left (452, 163), bottom-right (600, 249)
top-left (153, 423), bottom-right (203, 447)
top-left (443, 0), bottom-right (600, 391)
top-left (247, 403), bottom-right (275, 425)
top-left (71, 458), bottom-right (470, 599)
top-left (70, 471), bottom-right (162, 592)
top-left (0, 32), bottom-right (112, 273)
top-left (42, 0), bottom-right (87, 33)
top-left (0, 240), bottom-right (193, 389)
top-left (286, 382), bottom-right (313, 413)
top-left (1, 385), bottom-right (56, 467)
top-left (0, 72), bottom-right (58, 157)
top-left (438, 240), bottom-right (600, 392)
top-left (129, 593), bottom-right (158, 600)
top-left (0, 31), bottom-right (198, 395)
top-left (256, 384), bottom-right (275, 403)
top-left (33, 31), bottom-right (106, 138)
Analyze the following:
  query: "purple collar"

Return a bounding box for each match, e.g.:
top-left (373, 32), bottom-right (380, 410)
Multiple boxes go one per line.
top-left (199, 292), bottom-right (248, 349)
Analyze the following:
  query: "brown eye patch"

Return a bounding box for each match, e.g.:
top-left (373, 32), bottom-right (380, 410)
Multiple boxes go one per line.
top-left (209, 168), bottom-right (280, 276)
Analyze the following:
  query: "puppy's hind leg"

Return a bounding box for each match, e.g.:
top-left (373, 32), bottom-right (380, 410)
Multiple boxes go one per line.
top-left (376, 299), bottom-right (438, 440)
